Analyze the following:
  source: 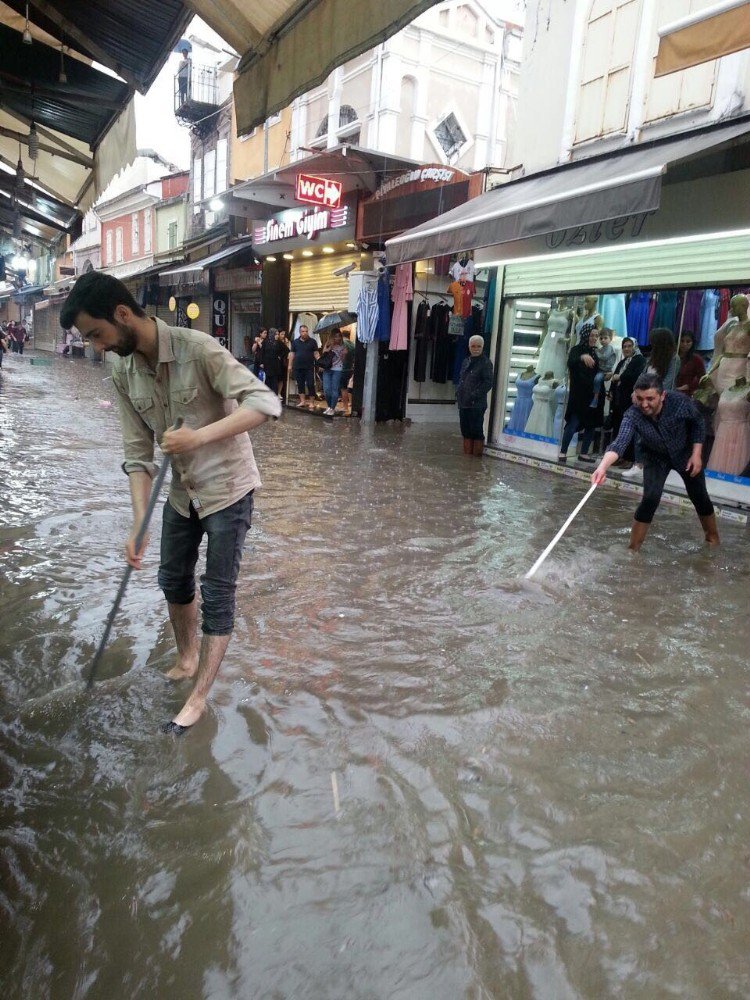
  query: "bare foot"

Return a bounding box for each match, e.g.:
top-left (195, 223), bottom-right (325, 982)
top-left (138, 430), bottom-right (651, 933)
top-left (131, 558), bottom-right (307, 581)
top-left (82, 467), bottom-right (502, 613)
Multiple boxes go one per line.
top-left (165, 661), bottom-right (198, 681)
top-left (171, 697), bottom-right (205, 728)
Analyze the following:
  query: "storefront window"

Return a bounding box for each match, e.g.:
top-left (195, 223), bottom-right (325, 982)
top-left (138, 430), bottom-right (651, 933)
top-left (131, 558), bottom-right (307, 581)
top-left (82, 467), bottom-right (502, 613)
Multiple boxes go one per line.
top-left (495, 287), bottom-right (750, 489)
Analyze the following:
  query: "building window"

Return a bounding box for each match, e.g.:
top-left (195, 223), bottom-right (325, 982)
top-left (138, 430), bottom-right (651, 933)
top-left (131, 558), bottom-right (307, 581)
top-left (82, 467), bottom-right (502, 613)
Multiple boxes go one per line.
top-left (204, 148), bottom-right (216, 200)
top-left (266, 112), bottom-right (282, 127)
top-left (193, 155), bottom-right (202, 214)
top-left (575, 0), bottom-right (641, 143)
top-left (643, 0), bottom-right (717, 123)
top-left (105, 230), bottom-right (113, 264)
top-left (433, 112), bottom-right (467, 160)
top-left (168, 220), bottom-right (178, 250)
top-left (315, 104), bottom-right (360, 144)
top-left (131, 212), bottom-right (140, 255)
top-left (144, 209), bottom-right (152, 253)
top-left (216, 138), bottom-right (228, 194)
top-left (115, 227), bottom-right (123, 263)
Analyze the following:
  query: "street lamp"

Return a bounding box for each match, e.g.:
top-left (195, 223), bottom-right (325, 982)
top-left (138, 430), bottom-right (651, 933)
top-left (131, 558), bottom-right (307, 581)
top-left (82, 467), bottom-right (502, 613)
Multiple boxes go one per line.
top-left (12, 253), bottom-right (29, 271)
top-left (209, 198), bottom-right (224, 212)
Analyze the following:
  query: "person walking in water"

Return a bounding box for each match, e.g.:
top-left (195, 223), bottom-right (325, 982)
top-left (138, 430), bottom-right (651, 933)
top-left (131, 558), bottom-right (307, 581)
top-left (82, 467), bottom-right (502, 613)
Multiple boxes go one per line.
top-left (456, 335), bottom-right (494, 456)
top-left (61, 272), bottom-right (281, 734)
top-left (591, 372), bottom-right (719, 551)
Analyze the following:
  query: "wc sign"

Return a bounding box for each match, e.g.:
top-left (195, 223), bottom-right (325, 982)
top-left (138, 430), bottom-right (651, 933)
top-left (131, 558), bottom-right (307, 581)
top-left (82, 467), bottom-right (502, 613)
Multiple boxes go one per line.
top-left (295, 173), bottom-right (343, 209)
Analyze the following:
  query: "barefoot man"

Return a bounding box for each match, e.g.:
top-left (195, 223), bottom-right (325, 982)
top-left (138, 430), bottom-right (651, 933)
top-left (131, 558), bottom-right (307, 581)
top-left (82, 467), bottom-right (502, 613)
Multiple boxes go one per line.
top-left (61, 272), bottom-right (281, 734)
top-left (591, 372), bottom-right (719, 551)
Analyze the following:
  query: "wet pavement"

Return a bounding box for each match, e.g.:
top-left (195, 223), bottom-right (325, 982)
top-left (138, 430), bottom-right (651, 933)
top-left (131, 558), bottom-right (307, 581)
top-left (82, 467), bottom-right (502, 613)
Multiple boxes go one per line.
top-left (1, 351), bottom-right (749, 999)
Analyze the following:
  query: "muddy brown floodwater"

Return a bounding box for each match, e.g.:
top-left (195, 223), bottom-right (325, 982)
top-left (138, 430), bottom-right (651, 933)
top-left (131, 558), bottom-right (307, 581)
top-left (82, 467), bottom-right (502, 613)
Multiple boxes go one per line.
top-left (1, 352), bottom-right (749, 999)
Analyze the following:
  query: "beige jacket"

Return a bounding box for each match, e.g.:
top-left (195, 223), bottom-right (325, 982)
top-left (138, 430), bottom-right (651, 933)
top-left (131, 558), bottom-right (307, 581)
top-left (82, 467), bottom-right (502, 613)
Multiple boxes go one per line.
top-left (111, 318), bottom-right (281, 518)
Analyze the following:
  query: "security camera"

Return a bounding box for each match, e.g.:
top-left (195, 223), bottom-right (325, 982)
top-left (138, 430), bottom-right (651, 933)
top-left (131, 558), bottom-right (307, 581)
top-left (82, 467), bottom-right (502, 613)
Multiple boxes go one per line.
top-left (333, 262), bottom-right (356, 277)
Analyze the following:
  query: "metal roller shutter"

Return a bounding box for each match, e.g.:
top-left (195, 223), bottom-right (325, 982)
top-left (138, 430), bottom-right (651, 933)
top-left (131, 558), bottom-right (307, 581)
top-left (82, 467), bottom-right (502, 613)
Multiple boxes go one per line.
top-left (503, 232), bottom-right (750, 296)
top-left (289, 254), bottom-right (361, 312)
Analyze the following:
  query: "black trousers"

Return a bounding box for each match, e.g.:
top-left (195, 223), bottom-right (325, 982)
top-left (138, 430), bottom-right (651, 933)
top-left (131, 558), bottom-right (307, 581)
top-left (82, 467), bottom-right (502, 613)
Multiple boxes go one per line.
top-left (634, 461), bottom-right (714, 524)
top-left (459, 406), bottom-right (486, 441)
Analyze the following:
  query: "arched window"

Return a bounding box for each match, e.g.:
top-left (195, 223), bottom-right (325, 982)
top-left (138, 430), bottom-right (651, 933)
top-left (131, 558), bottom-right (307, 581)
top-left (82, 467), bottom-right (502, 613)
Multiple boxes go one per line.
top-left (339, 105), bottom-right (357, 127)
top-left (575, 0), bottom-right (642, 143)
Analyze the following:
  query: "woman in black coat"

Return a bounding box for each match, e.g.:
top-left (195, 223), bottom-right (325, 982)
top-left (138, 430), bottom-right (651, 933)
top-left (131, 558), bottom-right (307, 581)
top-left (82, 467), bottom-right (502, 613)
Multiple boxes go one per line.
top-left (609, 337), bottom-right (646, 435)
top-left (559, 328), bottom-right (600, 461)
top-left (456, 335), bottom-right (494, 456)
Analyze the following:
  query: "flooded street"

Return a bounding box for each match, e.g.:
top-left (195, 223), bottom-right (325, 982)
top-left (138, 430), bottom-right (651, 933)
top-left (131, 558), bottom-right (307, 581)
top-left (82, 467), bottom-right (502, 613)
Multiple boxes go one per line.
top-left (1, 353), bottom-right (749, 999)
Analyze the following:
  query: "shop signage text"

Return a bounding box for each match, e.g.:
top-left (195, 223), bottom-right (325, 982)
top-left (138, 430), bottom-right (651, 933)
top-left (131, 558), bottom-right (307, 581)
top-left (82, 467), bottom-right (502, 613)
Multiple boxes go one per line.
top-left (373, 166), bottom-right (461, 201)
top-left (254, 205), bottom-right (350, 245)
top-left (295, 173), bottom-right (343, 209)
top-left (212, 293), bottom-right (228, 346)
top-left (545, 212), bottom-right (655, 249)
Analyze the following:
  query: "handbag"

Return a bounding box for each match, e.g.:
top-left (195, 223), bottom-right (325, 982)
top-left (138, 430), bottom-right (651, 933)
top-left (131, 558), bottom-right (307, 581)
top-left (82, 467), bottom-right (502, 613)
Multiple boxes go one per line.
top-left (316, 350), bottom-right (334, 370)
top-left (448, 314), bottom-right (465, 338)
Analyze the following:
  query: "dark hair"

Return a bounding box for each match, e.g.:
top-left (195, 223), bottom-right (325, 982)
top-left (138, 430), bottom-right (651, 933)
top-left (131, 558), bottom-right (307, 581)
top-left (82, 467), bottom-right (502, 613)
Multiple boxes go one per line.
top-left (600, 327), bottom-right (614, 338)
top-left (634, 372), bottom-right (664, 393)
top-left (647, 327), bottom-right (676, 379)
top-left (621, 337), bottom-right (635, 348)
top-left (679, 330), bottom-right (696, 359)
top-left (60, 271), bottom-right (146, 329)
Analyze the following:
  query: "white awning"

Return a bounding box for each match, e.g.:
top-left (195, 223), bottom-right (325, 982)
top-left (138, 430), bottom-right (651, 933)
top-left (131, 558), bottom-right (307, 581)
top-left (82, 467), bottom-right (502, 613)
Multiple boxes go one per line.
top-left (187, 0), bottom-right (442, 136)
top-left (655, 0), bottom-right (750, 76)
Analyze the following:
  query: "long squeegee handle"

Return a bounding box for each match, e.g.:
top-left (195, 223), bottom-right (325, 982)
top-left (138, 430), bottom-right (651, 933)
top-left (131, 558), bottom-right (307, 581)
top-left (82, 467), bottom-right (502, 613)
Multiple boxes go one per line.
top-left (85, 418), bottom-right (183, 689)
top-left (524, 482), bottom-right (597, 580)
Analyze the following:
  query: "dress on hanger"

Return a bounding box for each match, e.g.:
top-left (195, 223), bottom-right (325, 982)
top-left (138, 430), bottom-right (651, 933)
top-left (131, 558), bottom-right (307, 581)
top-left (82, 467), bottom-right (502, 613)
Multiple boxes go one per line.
top-left (600, 294), bottom-right (628, 337)
top-left (524, 379), bottom-right (556, 438)
top-left (506, 373), bottom-right (537, 433)
top-left (697, 290), bottom-right (719, 351)
top-left (710, 353), bottom-right (750, 394)
top-left (706, 388), bottom-right (750, 476)
top-left (680, 289), bottom-right (702, 335)
top-left (536, 309), bottom-right (570, 380)
top-left (626, 292), bottom-right (651, 346)
top-left (653, 290), bottom-right (678, 331)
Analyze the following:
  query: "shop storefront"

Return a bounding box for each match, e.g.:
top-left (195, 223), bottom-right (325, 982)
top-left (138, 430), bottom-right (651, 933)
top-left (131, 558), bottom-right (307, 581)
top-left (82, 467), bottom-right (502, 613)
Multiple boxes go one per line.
top-left (387, 118), bottom-right (750, 515)
top-left (213, 264), bottom-right (262, 359)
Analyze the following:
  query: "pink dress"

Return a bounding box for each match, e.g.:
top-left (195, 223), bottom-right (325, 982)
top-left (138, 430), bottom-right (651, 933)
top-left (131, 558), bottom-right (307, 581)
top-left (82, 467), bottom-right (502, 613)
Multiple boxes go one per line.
top-left (707, 388), bottom-right (750, 476)
top-left (710, 353), bottom-right (750, 394)
top-left (389, 263), bottom-right (413, 351)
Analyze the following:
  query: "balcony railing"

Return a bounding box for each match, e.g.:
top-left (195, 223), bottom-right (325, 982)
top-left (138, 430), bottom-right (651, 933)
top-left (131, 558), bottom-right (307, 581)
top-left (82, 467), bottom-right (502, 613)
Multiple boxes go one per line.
top-left (174, 64), bottom-right (219, 124)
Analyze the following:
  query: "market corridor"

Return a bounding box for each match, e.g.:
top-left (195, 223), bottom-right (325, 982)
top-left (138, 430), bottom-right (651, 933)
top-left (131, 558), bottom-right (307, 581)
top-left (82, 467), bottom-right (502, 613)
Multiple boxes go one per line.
top-left (1, 354), bottom-right (748, 999)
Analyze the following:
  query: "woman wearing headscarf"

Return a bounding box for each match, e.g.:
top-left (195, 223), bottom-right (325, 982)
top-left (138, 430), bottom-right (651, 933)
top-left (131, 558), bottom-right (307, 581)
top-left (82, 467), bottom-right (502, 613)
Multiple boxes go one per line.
top-left (456, 335), bottom-right (494, 456)
top-left (559, 327), bottom-right (600, 462)
top-left (609, 336), bottom-right (647, 440)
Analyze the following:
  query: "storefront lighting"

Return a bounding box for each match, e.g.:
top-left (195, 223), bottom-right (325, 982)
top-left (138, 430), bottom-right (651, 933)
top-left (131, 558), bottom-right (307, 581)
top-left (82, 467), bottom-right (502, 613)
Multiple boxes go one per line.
top-left (22, 4), bottom-right (32, 44)
top-left (12, 253), bottom-right (30, 271)
top-left (321, 246), bottom-right (335, 254)
top-left (345, 242), bottom-right (357, 249)
top-left (266, 255), bottom-right (277, 262)
top-left (301, 249), bottom-right (313, 257)
top-left (209, 198), bottom-right (224, 212)
top-left (283, 253), bottom-right (294, 261)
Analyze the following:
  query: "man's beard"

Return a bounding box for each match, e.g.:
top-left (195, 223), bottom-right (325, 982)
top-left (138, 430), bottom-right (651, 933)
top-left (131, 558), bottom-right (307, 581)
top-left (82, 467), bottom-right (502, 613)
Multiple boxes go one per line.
top-left (112, 321), bottom-right (138, 356)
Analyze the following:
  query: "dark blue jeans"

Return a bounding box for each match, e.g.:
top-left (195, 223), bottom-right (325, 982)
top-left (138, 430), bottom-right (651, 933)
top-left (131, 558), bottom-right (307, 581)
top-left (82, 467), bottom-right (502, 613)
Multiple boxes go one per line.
top-left (322, 369), bottom-right (343, 409)
top-left (158, 491), bottom-right (254, 635)
top-left (560, 413), bottom-right (595, 455)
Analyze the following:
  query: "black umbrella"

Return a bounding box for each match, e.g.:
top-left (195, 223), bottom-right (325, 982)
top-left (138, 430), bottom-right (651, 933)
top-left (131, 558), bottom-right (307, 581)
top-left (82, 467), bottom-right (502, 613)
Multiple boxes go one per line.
top-left (313, 311), bottom-right (357, 334)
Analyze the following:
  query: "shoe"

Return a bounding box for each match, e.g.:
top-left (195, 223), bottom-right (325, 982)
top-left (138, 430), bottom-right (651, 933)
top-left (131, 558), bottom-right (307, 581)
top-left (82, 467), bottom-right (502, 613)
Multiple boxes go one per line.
top-left (578, 454), bottom-right (595, 463)
top-left (323, 407), bottom-right (334, 416)
top-left (296, 401), bottom-right (307, 408)
top-left (557, 452), bottom-right (567, 463)
top-left (621, 465), bottom-right (643, 481)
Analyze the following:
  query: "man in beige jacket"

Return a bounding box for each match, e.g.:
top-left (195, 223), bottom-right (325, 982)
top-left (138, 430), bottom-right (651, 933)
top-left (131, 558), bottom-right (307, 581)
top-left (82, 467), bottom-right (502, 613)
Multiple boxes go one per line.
top-left (61, 272), bottom-right (281, 734)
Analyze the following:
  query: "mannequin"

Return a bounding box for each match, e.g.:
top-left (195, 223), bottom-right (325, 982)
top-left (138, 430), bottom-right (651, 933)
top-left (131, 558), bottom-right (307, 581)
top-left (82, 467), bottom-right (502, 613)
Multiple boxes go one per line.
top-left (505, 366), bottom-right (537, 434)
top-left (705, 376), bottom-right (750, 476)
top-left (449, 252), bottom-right (475, 283)
top-left (525, 372), bottom-right (558, 438)
top-left (575, 295), bottom-right (603, 345)
top-left (552, 377), bottom-right (569, 442)
top-left (536, 300), bottom-right (573, 380)
top-left (708, 294), bottom-right (750, 394)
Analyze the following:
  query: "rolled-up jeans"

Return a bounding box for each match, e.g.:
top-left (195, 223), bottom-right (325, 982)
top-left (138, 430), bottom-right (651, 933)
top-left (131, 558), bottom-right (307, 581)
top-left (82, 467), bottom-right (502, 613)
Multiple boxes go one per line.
top-left (322, 369), bottom-right (343, 409)
top-left (158, 491), bottom-right (254, 635)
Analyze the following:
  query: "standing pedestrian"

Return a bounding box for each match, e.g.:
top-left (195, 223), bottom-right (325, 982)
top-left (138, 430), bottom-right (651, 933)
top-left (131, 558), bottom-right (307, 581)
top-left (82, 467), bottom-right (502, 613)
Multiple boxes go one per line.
top-left (0, 325), bottom-right (8, 367)
top-left (559, 328), bottom-right (600, 462)
top-left (289, 324), bottom-right (319, 409)
top-left (319, 329), bottom-right (347, 417)
top-left (60, 271), bottom-right (282, 735)
top-left (592, 372), bottom-right (719, 551)
top-left (456, 335), bottom-right (494, 455)
top-left (177, 47), bottom-right (191, 104)
top-left (338, 330), bottom-right (355, 415)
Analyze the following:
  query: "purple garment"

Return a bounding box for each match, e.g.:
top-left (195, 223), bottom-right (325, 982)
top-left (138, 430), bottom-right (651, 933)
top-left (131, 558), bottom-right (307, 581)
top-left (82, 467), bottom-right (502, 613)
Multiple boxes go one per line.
top-left (680, 289), bottom-right (702, 337)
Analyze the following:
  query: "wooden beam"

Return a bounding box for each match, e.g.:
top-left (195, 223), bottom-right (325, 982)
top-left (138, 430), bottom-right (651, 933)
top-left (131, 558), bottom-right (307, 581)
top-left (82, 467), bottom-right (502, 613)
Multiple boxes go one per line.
top-left (0, 125), bottom-right (93, 168)
top-left (27, 0), bottom-right (144, 92)
top-left (0, 150), bottom-right (79, 210)
top-left (0, 103), bottom-right (94, 163)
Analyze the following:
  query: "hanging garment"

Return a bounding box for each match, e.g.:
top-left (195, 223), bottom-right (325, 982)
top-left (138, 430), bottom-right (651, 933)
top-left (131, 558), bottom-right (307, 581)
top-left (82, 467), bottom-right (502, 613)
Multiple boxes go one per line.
top-left (449, 260), bottom-right (476, 283)
top-left (536, 309), bottom-right (571, 380)
top-left (483, 273), bottom-right (497, 336)
top-left (389, 264), bottom-right (412, 351)
top-left (413, 300), bottom-right (430, 382)
top-left (452, 308), bottom-right (482, 386)
top-left (600, 294), bottom-right (628, 337)
top-left (697, 290), bottom-right (720, 351)
top-left (707, 388), bottom-right (750, 476)
top-left (552, 381), bottom-right (568, 441)
top-left (626, 292), bottom-right (651, 347)
top-left (710, 352), bottom-right (750, 395)
top-left (524, 379), bottom-right (556, 438)
top-left (653, 290), bottom-right (678, 331)
top-left (718, 288), bottom-right (731, 326)
top-left (293, 312), bottom-right (320, 342)
top-left (506, 373), bottom-right (537, 433)
top-left (575, 312), bottom-right (602, 345)
top-left (430, 304), bottom-right (452, 383)
top-left (376, 272), bottom-right (391, 342)
top-left (356, 282), bottom-right (379, 344)
top-left (679, 289), bottom-right (702, 336)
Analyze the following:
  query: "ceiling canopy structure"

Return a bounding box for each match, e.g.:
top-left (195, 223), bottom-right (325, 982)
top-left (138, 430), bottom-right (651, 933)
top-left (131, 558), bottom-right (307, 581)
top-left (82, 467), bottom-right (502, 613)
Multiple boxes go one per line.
top-left (0, 0), bottom-right (190, 250)
top-left (187, 0), bottom-right (442, 137)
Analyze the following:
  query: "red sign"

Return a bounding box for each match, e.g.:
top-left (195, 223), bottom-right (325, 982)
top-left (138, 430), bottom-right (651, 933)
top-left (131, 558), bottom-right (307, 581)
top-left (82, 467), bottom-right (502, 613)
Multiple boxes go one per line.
top-left (295, 173), bottom-right (343, 209)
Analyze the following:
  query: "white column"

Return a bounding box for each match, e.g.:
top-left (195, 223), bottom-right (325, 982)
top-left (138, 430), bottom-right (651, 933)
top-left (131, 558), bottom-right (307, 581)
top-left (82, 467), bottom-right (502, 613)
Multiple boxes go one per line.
top-left (411, 34), bottom-right (431, 160)
top-left (474, 56), bottom-right (496, 170)
top-left (626, 0), bottom-right (657, 140)
top-left (558, 0), bottom-right (591, 162)
top-left (290, 96), bottom-right (306, 160)
top-left (327, 67), bottom-right (343, 149)
top-left (377, 47), bottom-right (402, 154)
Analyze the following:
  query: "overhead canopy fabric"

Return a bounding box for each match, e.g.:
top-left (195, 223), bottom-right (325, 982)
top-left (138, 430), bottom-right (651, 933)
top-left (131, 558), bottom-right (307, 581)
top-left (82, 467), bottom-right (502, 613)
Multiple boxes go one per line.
top-left (188, 0), bottom-right (442, 137)
top-left (0, 0), bottom-right (189, 247)
top-left (385, 119), bottom-right (750, 265)
top-left (655, 0), bottom-right (750, 77)
top-left (159, 238), bottom-right (256, 284)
